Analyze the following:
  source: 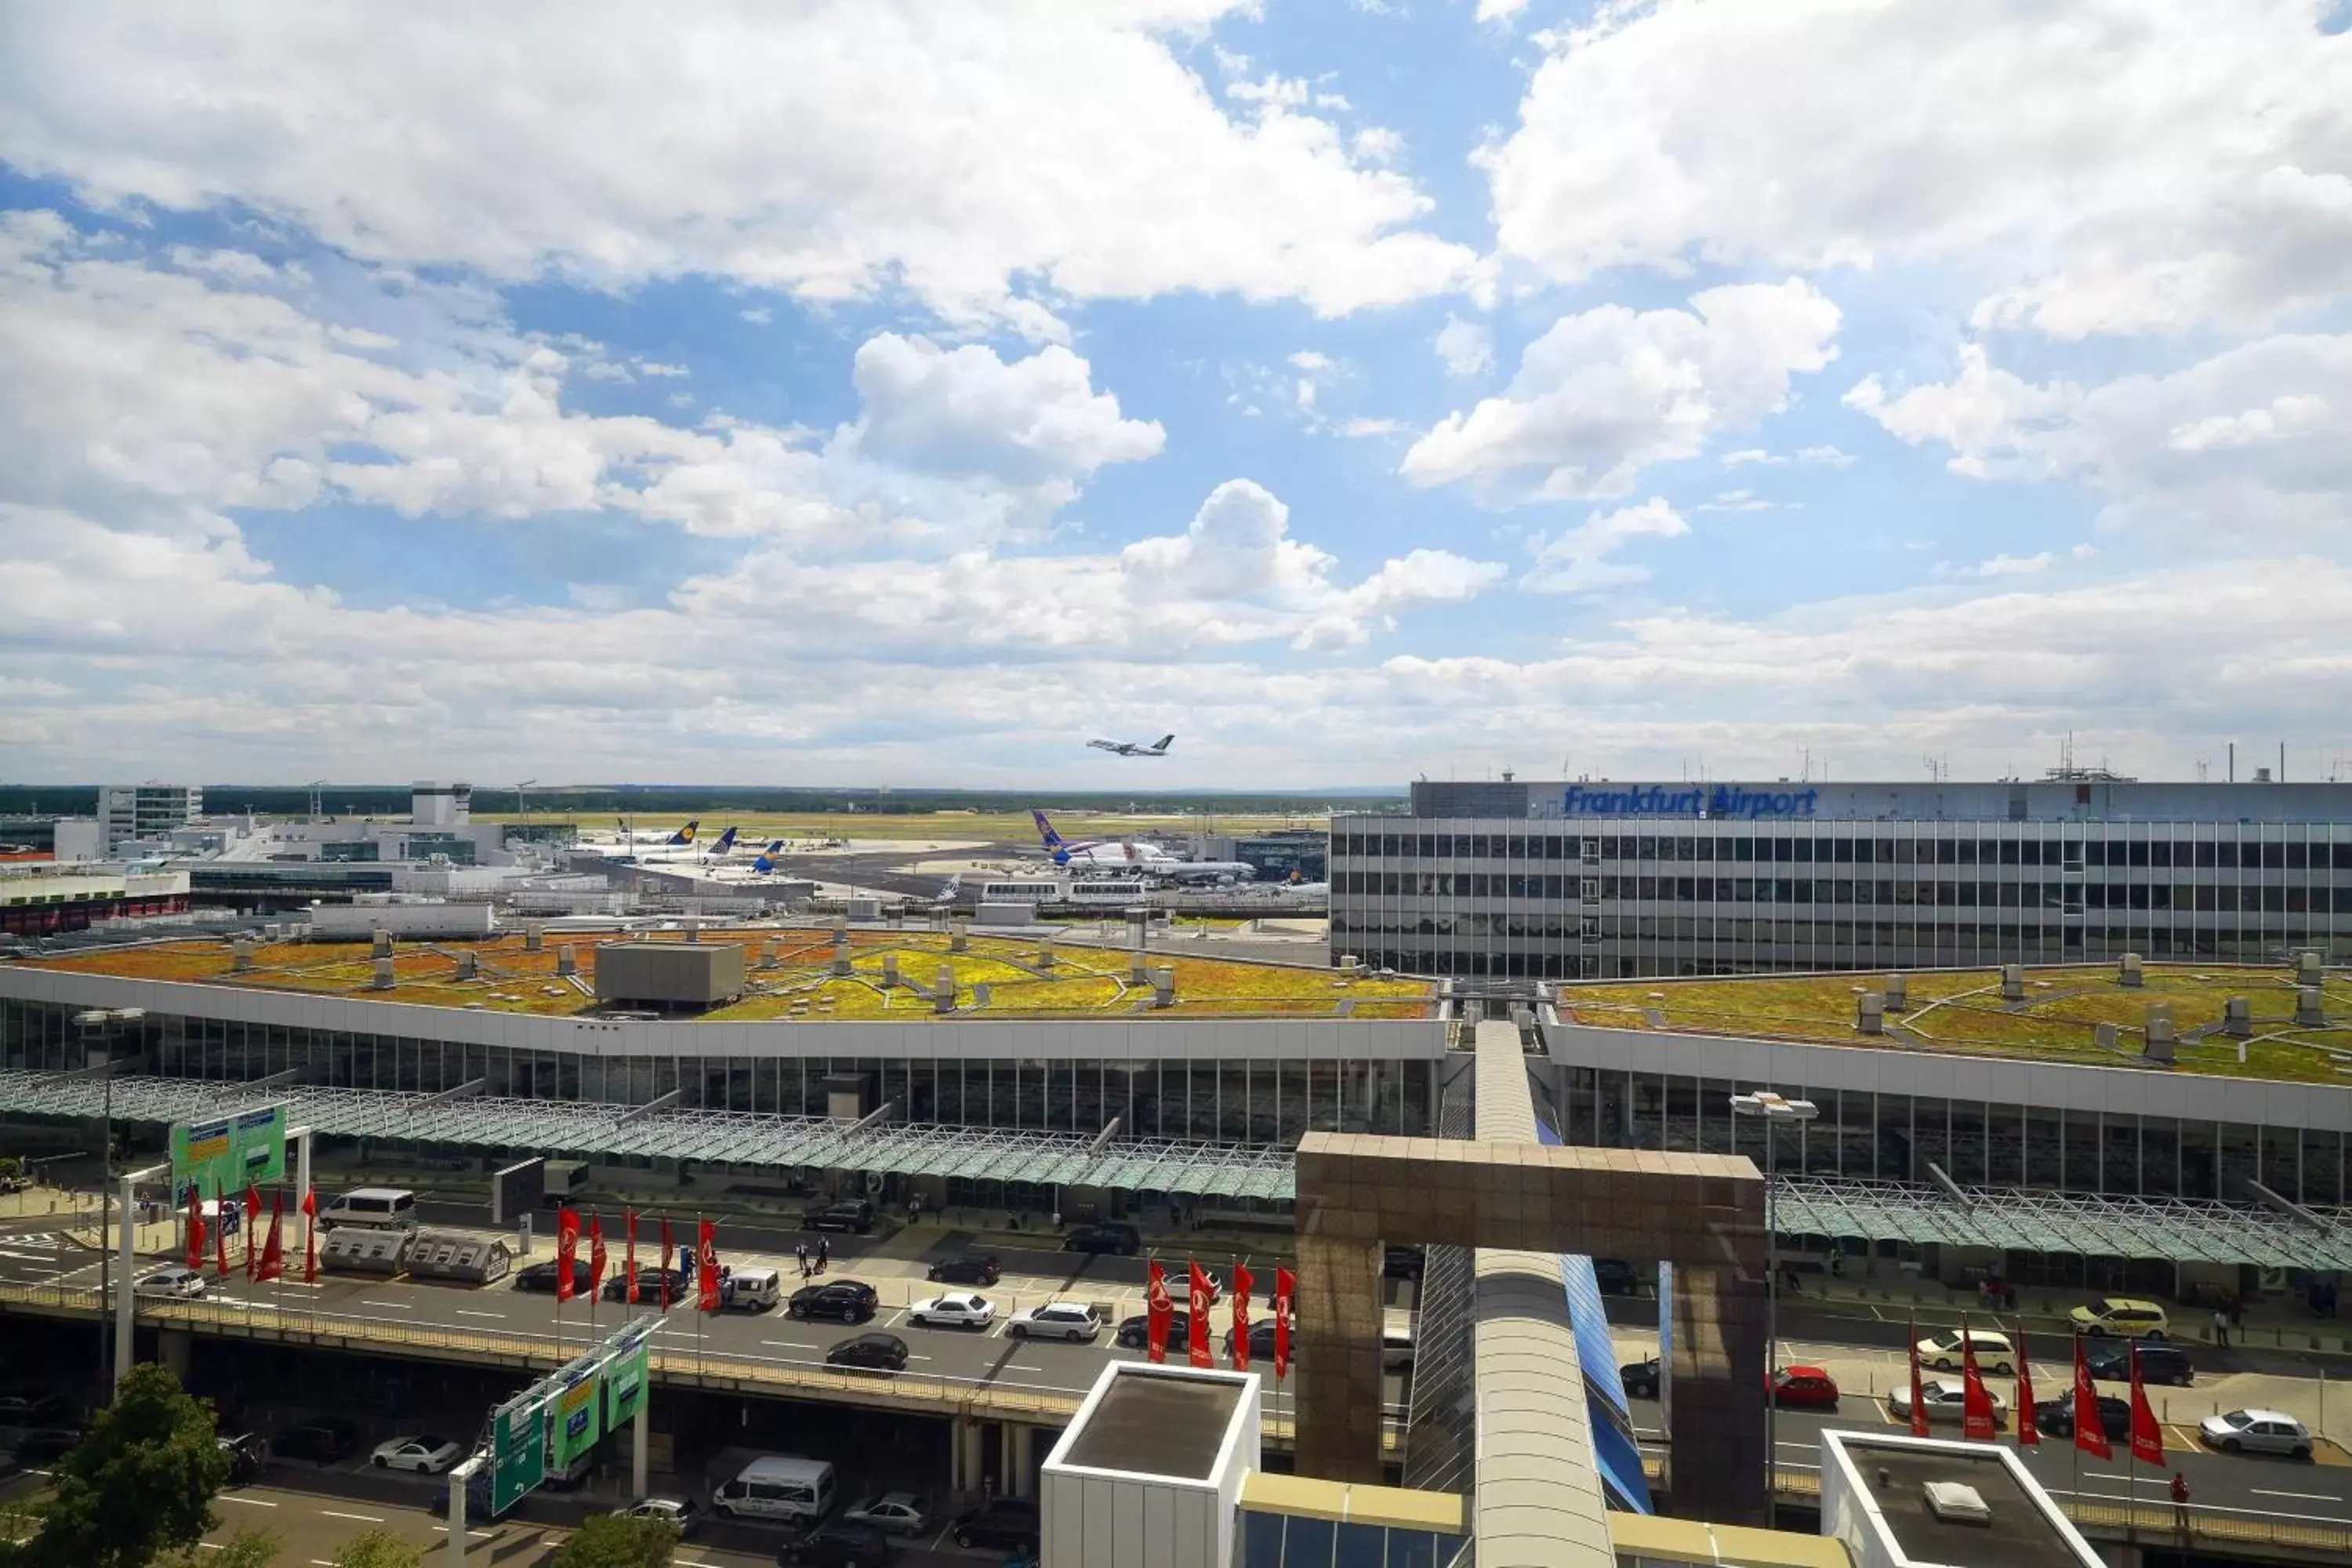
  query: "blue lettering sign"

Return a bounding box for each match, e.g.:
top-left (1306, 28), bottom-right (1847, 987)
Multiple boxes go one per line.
top-left (1560, 785), bottom-right (1820, 821)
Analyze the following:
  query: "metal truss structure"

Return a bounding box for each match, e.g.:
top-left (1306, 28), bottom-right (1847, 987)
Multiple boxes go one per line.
top-left (0, 1070), bottom-right (1294, 1200)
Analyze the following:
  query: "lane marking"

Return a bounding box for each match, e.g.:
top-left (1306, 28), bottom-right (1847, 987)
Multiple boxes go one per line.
top-left (2251, 1488), bottom-right (2343, 1503)
top-left (356, 1300), bottom-right (413, 1310)
top-left (454, 1309), bottom-right (504, 1319)
top-left (319, 1510), bottom-right (386, 1523)
top-left (761, 1339), bottom-right (822, 1350)
top-left (218, 1495), bottom-right (280, 1508)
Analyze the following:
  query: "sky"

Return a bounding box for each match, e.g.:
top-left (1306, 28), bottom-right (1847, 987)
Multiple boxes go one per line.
top-left (2, 0), bottom-right (2350, 789)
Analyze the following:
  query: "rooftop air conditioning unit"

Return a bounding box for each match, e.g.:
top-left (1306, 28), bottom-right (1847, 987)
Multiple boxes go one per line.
top-left (1922, 1480), bottom-right (1991, 1526)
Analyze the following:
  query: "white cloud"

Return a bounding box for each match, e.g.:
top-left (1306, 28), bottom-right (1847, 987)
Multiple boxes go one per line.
top-left (1847, 333), bottom-right (2352, 535)
top-left (1289, 350), bottom-right (1333, 372)
top-left (1795, 444), bottom-right (1854, 467)
top-left (1479, 0), bottom-right (2352, 337)
top-left (1475, 0), bottom-right (1530, 22)
top-left (1352, 126), bottom-right (1404, 165)
top-left (1403, 279), bottom-right (1842, 501)
top-left (1693, 488), bottom-right (1790, 514)
top-left (1432, 314), bottom-right (1494, 378)
top-left (0, 3), bottom-right (1476, 331)
top-left (1720, 448), bottom-right (1784, 468)
top-left (1521, 497), bottom-right (1688, 593)
top-left (1940, 550), bottom-right (2056, 579)
top-left (1340, 416), bottom-right (1410, 438)
top-left (739, 307), bottom-right (772, 325)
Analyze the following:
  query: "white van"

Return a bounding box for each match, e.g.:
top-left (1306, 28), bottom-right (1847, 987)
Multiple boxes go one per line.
top-left (318, 1188), bottom-right (419, 1232)
top-left (712, 1455), bottom-right (836, 1523)
top-left (724, 1268), bottom-right (782, 1312)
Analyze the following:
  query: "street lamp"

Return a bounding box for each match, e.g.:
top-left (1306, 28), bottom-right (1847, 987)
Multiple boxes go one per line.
top-left (1731, 1088), bottom-right (1816, 1508)
top-left (71, 1007), bottom-right (145, 1386)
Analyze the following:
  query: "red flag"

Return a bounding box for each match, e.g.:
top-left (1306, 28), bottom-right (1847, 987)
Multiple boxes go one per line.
top-left (300, 1186), bottom-right (318, 1285)
top-left (2073, 1335), bottom-right (2112, 1461)
top-left (185, 1186), bottom-right (206, 1273)
top-left (1272, 1266), bottom-right (1295, 1383)
top-left (1906, 1311), bottom-right (1929, 1438)
top-left (256, 1192), bottom-right (285, 1283)
top-left (555, 1208), bottom-right (579, 1303)
top-left (2014, 1323), bottom-right (2039, 1447)
top-left (1229, 1262), bottom-right (1254, 1371)
top-left (1186, 1261), bottom-right (1213, 1369)
top-left (587, 1212), bottom-right (608, 1298)
top-left (1960, 1316), bottom-right (1996, 1442)
top-left (625, 1210), bottom-right (640, 1305)
top-left (696, 1218), bottom-right (720, 1312)
top-left (2128, 1345), bottom-right (2165, 1467)
top-left (243, 1183), bottom-right (260, 1279)
top-left (658, 1214), bottom-right (674, 1312)
top-left (213, 1185), bottom-right (230, 1280)
top-left (1145, 1259), bottom-right (1172, 1365)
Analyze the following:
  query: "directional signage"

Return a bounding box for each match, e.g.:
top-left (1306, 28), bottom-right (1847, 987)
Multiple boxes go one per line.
top-left (550, 1368), bottom-right (604, 1471)
top-left (605, 1336), bottom-right (650, 1430)
top-left (171, 1103), bottom-right (287, 1192)
top-left (490, 1397), bottom-right (546, 1515)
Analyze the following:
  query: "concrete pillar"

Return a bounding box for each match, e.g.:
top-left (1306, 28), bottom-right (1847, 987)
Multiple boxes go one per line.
top-left (296, 1128), bottom-right (314, 1272)
top-left (957, 1418), bottom-right (983, 1498)
top-left (1009, 1424), bottom-right (1036, 1499)
top-left (159, 1327), bottom-right (191, 1379)
top-left (446, 1454), bottom-right (476, 1568)
top-left (632, 1389), bottom-right (648, 1497)
top-left (114, 1171), bottom-right (140, 1395)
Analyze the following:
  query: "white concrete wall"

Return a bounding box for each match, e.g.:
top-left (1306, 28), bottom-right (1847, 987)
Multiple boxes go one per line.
top-left (304, 903), bottom-right (497, 939)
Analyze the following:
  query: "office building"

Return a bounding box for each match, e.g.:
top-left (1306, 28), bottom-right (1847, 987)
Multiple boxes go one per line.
top-left (99, 783), bottom-right (203, 851)
top-left (1332, 776), bottom-right (2352, 982)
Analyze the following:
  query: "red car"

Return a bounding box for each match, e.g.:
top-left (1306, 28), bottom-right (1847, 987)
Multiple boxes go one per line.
top-left (1769, 1367), bottom-right (1840, 1408)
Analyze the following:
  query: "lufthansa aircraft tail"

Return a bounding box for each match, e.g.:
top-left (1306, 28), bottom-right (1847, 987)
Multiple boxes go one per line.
top-left (751, 840), bottom-right (785, 873)
top-left (666, 819), bottom-right (701, 846)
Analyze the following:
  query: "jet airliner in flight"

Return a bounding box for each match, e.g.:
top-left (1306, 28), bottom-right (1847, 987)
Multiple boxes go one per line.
top-left (1087, 734), bottom-right (1174, 757)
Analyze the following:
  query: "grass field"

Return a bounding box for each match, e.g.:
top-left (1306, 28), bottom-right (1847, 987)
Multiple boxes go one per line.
top-left (21, 930), bottom-right (1430, 1023)
top-left (1562, 964), bottom-right (2352, 1083)
top-left (475, 809), bottom-right (1321, 844)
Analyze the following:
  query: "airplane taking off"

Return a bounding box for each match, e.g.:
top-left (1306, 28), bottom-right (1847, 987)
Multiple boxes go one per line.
top-left (750, 840), bottom-right (786, 873)
top-left (1087, 733), bottom-right (1174, 757)
top-left (1030, 810), bottom-right (1254, 883)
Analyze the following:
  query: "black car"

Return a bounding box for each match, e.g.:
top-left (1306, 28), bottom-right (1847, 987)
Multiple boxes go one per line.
top-left (0, 1393), bottom-right (67, 1427)
top-left (1620, 1357), bottom-right (1661, 1399)
top-left (775, 1522), bottom-right (890, 1567)
top-left (13, 1426), bottom-right (82, 1464)
top-left (271, 1417), bottom-right (359, 1464)
top-left (1062, 1221), bottom-right (1141, 1256)
top-left (216, 1432), bottom-right (270, 1484)
top-left (825, 1332), bottom-right (909, 1372)
top-left (603, 1266), bottom-right (687, 1303)
top-left (950, 1500), bottom-right (1042, 1552)
top-left (926, 1252), bottom-right (1000, 1286)
top-left (514, 1259), bottom-right (592, 1295)
top-left (2036, 1394), bottom-right (2132, 1440)
top-left (1383, 1245), bottom-right (1424, 1283)
top-left (801, 1200), bottom-right (876, 1234)
top-left (790, 1280), bottom-right (880, 1323)
top-left (2085, 1341), bottom-right (2194, 1387)
top-left (1114, 1309), bottom-right (1191, 1348)
top-left (1592, 1258), bottom-right (1642, 1295)
top-left (1223, 1319), bottom-right (1281, 1361)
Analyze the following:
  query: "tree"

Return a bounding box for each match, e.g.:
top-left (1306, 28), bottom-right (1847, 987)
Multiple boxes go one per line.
top-left (165, 1527), bottom-right (280, 1568)
top-left (328, 1532), bottom-right (420, 1568)
top-left (548, 1514), bottom-right (677, 1568)
top-left (11, 1363), bottom-right (229, 1568)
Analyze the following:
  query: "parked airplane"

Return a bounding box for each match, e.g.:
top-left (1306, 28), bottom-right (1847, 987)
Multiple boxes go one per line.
top-left (1029, 811), bottom-right (1254, 883)
top-left (706, 825), bottom-right (740, 856)
top-left (1087, 733), bottom-right (1174, 757)
top-left (750, 840), bottom-right (786, 873)
top-left (665, 819), bottom-right (701, 846)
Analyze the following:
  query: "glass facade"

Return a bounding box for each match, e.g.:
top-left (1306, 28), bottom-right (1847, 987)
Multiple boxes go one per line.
top-left (0, 999), bottom-right (1436, 1147)
top-left (1558, 1064), bottom-right (2346, 1207)
top-left (1331, 818), bottom-right (2352, 978)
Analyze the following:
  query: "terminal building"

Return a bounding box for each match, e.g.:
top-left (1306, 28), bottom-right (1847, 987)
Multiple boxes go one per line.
top-left (1333, 775), bottom-right (2352, 982)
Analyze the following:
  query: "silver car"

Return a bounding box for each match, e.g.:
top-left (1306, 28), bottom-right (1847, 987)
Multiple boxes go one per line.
top-left (2200, 1409), bottom-right (2313, 1461)
top-left (132, 1266), bottom-right (207, 1300)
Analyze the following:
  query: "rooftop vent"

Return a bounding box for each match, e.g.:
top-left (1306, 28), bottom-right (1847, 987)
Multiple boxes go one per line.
top-left (1922, 1479), bottom-right (1991, 1526)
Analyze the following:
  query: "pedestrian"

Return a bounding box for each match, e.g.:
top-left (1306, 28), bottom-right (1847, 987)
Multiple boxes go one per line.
top-left (2169, 1471), bottom-right (2190, 1535)
top-left (2212, 1306), bottom-right (2230, 1348)
top-left (2004, 1283), bottom-right (2019, 1312)
top-left (1051, 1209), bottom-right (1063, 1233)
top-left (795, 1241), bottom-right (808, 1279)
top-left (817, 1235), bottom-right (829, 1275)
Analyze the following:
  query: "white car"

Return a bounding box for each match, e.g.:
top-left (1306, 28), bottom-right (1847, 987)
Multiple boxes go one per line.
top-left (1007, 1301), bottom-right (1102, 1342)
top-left (1888, 1378), bottom-right (2009, 1427)
top-left (613, 1496), bottom-right (700, 1537)
top-left (132, 1266), bottom-right (206, 1301)
top-left (1914, 1329), bottom-right (2016, 1374)
top-left (842, 1490), bottom-right (931, 1534)
top-left (2200, 1409), bottom-right (2313, 1461)
top-left (909, 1292), bottom-right (994, 1330)
top-left (370, 1435), bottom-right (464, 1474)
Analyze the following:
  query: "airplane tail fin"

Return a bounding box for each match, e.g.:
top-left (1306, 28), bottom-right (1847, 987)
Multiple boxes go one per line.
top-left (1152, 734), bottom-right (1174, 753)
top-left (713, 826), bottom-right (739, 855)
top-left (1032, 809), bottom-right (1073, 865)
top-left (751, 840), bottom-right (785, 873)
top-left (667, 818), bottom-right (700, 845)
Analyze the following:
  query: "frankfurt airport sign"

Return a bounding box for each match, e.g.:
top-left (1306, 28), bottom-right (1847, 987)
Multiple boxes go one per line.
top-left (1561, 785), bottom-right (1822, 821)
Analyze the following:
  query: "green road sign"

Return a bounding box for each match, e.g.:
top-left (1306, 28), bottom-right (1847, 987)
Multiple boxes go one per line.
top-left (170, 1104), bottom-right (287, 1192)
top-left (491, 1397), bottom-right (546, 1515)
top-left (550, 1369), bottom-right (603, 1470)
top-left (605, 1338), bottom-right (650, 1430)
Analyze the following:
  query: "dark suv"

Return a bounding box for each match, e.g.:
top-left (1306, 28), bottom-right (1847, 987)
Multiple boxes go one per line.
top-left (514, 1259), bottom-right (591, 1295)
top-left (789, 1279), bottom-right (880, 1323)
top-left (800, 1200), bottom-right (876, 1234)
top-left (926, 1251), bottom-right (1000, 1285)
top-left (1062, 1221), bottom-right (1141, 1256)
top-left (950, 1499), bottom-right (1042, 1552)
top-left (2085, 1341), bottom-right (2194, 1386)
